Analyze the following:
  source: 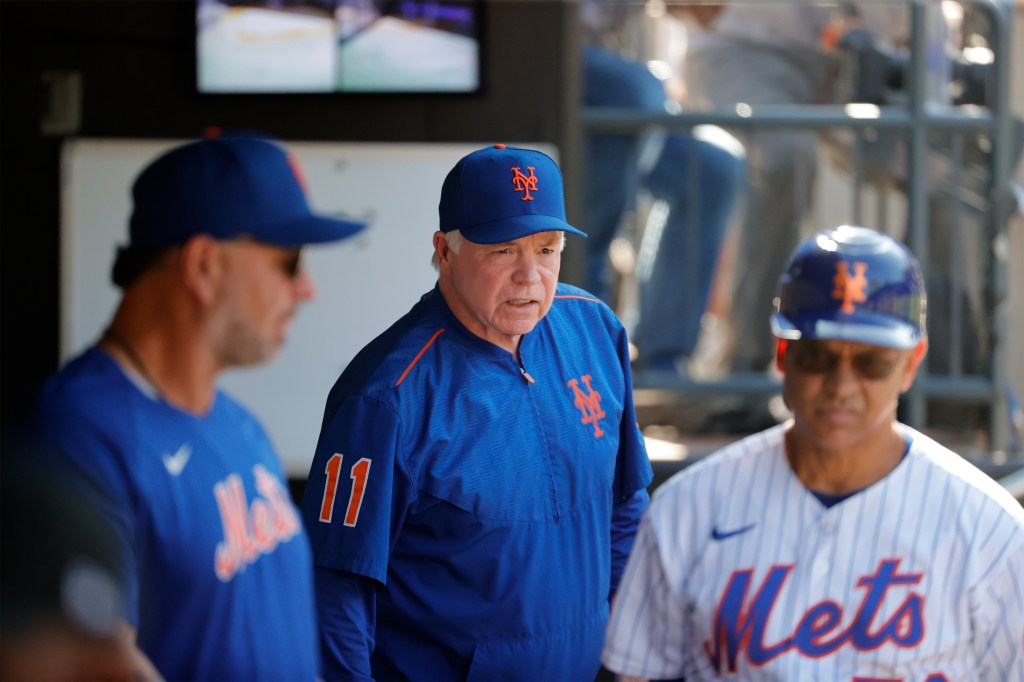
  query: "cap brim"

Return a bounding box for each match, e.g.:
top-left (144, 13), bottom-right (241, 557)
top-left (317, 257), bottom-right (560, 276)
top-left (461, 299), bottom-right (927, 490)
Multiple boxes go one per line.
top-left (459, 214), bottom-right (587, 244)
top-left (258, 214), bottom-right (368, 247)
top-left (771, 312), bottom-right (921, 349)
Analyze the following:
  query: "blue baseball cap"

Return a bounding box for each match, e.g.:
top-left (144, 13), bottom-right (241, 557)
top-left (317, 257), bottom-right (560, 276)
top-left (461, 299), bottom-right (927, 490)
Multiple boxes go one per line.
top-left (128, 135), bottom-right (366, 248)
top-left (439, 144), bottom-right (587, 244)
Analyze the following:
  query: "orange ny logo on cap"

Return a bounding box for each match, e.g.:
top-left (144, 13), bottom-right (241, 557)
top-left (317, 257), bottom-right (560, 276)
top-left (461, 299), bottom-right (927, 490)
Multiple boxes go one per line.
top-left (510, 166), bottom-right (538, 201)
top-left (833, 261), bottom-right (868, 313)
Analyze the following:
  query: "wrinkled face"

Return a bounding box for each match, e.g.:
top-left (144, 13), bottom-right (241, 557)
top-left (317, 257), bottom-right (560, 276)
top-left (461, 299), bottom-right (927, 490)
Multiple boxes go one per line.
top-left (213, 241), bottom-right (316, 367)
top-left (435, 230), bottom-right (562, 353)
top-left (780, 338), bottom-right (926, 454)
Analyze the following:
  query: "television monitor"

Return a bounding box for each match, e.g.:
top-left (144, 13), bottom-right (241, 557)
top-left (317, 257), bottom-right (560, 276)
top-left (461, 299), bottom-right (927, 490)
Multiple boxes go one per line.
top-left (197, 0), bottom-right (482, 93)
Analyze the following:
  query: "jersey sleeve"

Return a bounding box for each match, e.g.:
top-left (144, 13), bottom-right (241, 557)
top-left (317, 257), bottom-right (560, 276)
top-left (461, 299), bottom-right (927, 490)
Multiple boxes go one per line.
top-left (971, 533), bottom-right (1024, 680)
top-left (602, 511), bottom-right (687, 680)
top-left (608, 312), bottom-right (654, 597)
top-left (301, 394), bottom-right (411, 585)
top-left (314, 566), bottom-right (376, 682)
top-left (610, 487), bottom-right (650, 599)
top-left (613, 322), bottom-right (654, 501)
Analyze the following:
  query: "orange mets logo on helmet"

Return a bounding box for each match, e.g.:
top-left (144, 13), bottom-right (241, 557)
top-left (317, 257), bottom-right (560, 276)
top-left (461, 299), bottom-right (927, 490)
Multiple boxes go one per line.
top-left (833, 261), bottom-right (868, 313)
top-left (568, 375), bottom-right (605, 438)
top-left (511, 166), bottom-right (538, 201)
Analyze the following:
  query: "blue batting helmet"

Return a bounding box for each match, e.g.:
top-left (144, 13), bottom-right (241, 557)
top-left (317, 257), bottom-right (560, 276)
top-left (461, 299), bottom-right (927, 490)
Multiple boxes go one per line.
top-left (770, 225), bottom-right (926, 349)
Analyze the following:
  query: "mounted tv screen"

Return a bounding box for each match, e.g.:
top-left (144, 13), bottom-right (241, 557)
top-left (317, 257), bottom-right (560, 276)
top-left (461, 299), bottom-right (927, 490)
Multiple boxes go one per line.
top-left (197, 0), bottom-right (481, 93)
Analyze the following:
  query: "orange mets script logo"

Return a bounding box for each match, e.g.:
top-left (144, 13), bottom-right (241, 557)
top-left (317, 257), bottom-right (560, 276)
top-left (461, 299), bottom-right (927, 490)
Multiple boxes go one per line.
top-left (511, 166), bottom-right (538, 201)
top-left (833, 261), bottom-right (868, 313)
top-left (568, 375), bottom-right (605, 438)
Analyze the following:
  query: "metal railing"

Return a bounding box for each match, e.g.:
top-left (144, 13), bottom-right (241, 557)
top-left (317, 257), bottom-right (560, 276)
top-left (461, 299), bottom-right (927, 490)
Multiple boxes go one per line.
top-left (569, 0), bottom-right (1020, 458)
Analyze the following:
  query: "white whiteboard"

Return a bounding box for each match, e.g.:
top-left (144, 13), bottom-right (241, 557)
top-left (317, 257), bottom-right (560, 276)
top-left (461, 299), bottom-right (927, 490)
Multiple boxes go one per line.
top-left (61, 139), bottom-right (556, 477)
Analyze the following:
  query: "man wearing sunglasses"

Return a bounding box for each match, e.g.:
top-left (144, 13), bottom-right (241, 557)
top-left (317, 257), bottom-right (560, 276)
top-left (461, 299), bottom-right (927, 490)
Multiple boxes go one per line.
top-left (603, 225), bottom-right (1024, 680)
top-left (31, 135), bottom-right (366, 681)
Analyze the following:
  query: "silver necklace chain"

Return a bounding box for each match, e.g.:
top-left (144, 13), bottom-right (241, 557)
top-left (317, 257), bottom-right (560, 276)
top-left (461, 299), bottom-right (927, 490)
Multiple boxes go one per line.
top-left (102, 328), bottom-right (162, 396)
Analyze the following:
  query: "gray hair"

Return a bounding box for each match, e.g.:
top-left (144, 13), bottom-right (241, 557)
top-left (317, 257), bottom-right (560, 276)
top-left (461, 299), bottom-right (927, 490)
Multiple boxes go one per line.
top-left (431, 230), bottom-right (463, 270)
top-left (431, 230), bottom-right (567, 271)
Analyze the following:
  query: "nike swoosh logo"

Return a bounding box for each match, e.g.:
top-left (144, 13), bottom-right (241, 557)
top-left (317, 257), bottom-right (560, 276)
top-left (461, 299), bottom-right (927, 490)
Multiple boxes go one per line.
top-left (711, 523), bottom-right (756, 541)
top-left (162, 444), bottom-right (192, 476)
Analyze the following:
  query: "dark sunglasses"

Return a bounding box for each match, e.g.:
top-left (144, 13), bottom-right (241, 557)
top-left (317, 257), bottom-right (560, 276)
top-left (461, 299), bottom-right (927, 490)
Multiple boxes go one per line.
top-left (790, 340), bottom-right (900, 380)
top-left (280, 250), bottom-right (303, 278)
top-left (225, 238), bottom-right (304, 278)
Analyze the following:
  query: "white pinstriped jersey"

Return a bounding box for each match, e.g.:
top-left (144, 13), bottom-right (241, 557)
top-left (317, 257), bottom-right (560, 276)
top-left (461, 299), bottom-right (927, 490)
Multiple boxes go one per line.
top-left (602, 423), bottom-right (1024, 681)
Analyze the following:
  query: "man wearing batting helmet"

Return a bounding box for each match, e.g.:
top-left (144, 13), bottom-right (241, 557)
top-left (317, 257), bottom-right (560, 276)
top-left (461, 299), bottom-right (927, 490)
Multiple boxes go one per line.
top-left (603, 225), bottom-right (1024, 680)
top-left (301, 144), bottom-right (653, 681)
top-left (31, 134), bottom-right (366, 680)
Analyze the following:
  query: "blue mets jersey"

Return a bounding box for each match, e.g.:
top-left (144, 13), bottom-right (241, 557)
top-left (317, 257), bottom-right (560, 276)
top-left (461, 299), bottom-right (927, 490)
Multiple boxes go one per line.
top-left (33, 348), bottom-right (320, 681)
top-left (301, 282), bottom-right (653, 681)
top-left (603, 423), bottom-right (1024, 681)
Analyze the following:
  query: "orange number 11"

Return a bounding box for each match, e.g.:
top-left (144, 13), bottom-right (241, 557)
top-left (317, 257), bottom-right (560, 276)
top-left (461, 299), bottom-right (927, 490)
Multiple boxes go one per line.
top-left (318, 453), bottom-right (371, 527)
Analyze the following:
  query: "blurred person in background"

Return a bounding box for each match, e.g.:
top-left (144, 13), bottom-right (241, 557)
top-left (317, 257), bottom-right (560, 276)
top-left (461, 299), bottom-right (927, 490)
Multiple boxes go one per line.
top-left (582, 0), bottom-right (746, 380)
